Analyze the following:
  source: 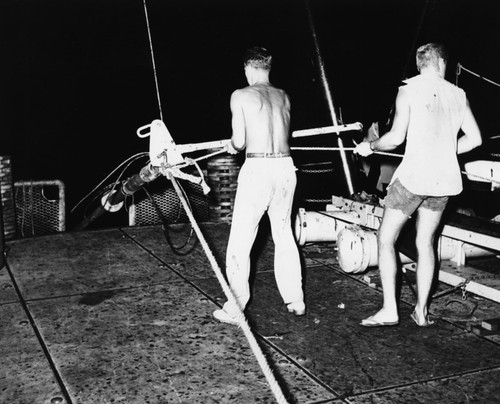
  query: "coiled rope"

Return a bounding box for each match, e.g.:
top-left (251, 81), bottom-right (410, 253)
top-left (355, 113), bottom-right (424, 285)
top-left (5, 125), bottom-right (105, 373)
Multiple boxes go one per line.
top-left (141, 1), bottom-right (288, 402)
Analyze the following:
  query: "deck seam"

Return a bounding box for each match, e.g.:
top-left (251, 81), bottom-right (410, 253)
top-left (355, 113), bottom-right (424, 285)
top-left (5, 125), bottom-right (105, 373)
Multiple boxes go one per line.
top-left (4, 259), bottom-right (74, 404)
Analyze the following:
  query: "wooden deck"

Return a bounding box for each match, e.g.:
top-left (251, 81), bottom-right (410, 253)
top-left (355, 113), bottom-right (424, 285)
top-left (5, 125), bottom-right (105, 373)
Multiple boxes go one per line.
top-left (1, 221), bottom-right (500, 403)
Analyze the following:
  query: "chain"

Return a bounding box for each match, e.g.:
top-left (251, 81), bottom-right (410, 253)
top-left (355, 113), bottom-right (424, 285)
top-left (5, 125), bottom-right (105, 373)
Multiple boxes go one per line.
top-left (461, 279), bottom-right (470, 300)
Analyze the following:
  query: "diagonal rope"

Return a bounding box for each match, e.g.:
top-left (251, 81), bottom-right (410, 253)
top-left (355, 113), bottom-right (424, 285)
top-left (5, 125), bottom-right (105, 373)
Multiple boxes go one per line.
top-left (140, 1), bottom-right (288, 401)
top-left (169, 176), bottom-right (289, 404)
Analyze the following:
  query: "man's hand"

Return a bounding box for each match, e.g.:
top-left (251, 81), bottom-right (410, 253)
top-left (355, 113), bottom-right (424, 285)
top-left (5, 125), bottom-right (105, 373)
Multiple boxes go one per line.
top-left (354, 141), bottom-right (374, 157)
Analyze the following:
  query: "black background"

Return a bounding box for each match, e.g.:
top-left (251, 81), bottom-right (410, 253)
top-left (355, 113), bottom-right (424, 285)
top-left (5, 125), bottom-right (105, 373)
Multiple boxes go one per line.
top-left (1, 0), bottom-right (499, 227)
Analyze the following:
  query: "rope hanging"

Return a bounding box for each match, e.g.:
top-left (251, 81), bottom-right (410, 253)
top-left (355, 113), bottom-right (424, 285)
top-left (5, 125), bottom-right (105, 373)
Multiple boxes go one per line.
top-left (169, 176), bottom-right (289, 404)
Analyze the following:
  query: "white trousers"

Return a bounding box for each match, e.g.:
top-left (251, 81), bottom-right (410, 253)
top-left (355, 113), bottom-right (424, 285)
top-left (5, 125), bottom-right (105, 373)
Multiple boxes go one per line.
top-left (223, 157), bottom-right (304, 315)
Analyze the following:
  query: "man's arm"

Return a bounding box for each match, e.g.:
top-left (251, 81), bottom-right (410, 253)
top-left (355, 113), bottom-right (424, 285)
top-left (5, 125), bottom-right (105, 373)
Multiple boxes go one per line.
top-left (457, 99), bottom-right (482, 154)
top-left (355, 88), bottom-right (410, 156)
top-left (228, 90), bottom-right (246, 154)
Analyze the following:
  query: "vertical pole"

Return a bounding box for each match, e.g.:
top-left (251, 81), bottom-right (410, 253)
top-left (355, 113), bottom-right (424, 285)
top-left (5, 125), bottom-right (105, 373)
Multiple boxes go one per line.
top-left (305, 0), bottom-right (356, 195)
top-left (400, 0), bottom-right (431, 81)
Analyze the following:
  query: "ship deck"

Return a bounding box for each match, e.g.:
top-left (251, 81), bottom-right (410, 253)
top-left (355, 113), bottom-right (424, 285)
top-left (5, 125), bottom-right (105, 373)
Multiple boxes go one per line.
top-left (1, 221), bottom-right (500, 404)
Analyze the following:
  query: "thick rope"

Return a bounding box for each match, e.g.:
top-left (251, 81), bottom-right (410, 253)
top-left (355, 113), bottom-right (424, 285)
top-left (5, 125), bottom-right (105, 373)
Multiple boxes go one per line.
top-left (140, 1), bottom-right (287, 399)
top-left (168, 175), bottom-right (289, 404)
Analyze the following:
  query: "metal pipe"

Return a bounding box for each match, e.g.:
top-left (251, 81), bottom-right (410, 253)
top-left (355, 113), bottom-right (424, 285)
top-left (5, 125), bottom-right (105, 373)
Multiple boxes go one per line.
top-left (304, 0), bottom-right (356, 195)
top-left (73, 164), bottom-right (160, 231)
top-left (295, 210), bottom-right (496, 273)
top-left (336, 225), bottom-right (496, 274)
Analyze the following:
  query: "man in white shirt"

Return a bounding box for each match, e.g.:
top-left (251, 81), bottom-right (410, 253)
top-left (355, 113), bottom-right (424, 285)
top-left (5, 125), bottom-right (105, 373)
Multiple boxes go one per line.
top-left (354, 43), bottom-right (482, 327)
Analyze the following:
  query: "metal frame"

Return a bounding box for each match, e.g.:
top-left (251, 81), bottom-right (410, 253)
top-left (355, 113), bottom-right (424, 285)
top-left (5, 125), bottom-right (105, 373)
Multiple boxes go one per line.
top-left (14, 180), bottom-right (66, 236)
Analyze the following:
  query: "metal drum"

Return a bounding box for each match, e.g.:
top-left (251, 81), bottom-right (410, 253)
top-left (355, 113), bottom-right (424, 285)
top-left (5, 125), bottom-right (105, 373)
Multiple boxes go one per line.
top-left (336, 225), bottom-right (378, 273)
top-left (294, 208), bottom-right (361, 246)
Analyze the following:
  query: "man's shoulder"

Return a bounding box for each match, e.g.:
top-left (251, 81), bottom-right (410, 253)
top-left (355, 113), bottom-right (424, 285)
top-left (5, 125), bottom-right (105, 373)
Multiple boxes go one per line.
top-left (402, 75), bottom-right (424, 87)
top-left (232, 86), bottom-right (257, 98)
top-left (230, 87), bottom-right (252, 104)
top-left (231, 87), bottom-right (247, 96)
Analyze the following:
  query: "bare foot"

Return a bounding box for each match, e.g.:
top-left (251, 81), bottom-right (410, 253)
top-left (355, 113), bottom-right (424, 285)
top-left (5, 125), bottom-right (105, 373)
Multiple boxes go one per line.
top-left (360, 309), bottom-right (399, 327)
top-left (410, 310), bottom-right (435, 327)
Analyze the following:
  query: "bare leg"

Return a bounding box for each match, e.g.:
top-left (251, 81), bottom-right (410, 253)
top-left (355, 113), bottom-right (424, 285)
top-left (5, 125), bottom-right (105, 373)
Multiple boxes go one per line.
top-left (361, 207), bottom-right (408, 325)
top-left (411, 207), bottom-right (445, 326)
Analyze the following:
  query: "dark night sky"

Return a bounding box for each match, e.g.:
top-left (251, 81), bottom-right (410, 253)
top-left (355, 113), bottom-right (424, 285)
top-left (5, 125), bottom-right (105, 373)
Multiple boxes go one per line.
top-left (1, 0), bottom-right (499, 222)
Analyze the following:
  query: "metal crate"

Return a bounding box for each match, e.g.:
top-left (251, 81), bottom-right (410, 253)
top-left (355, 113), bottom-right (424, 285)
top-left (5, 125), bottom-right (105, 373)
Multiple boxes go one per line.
top-left (14, 180), bottom-right (66, 237)
top-left (128, 178), bottom-right (210, 226)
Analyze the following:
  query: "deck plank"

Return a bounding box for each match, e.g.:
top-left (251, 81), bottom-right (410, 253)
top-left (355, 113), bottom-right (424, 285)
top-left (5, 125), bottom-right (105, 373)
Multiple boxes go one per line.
top-left (2, 223), bottom-right (500, 403)
top-left (0, 303), bottom-right (67, 404)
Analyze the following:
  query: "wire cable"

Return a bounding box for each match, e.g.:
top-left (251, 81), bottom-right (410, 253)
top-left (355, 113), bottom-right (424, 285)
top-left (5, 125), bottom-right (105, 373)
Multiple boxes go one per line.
top-left (71, 152), bottom-right (148, 213)
top-left (143, 185), bottom-right (198, 256)
top-left (142, 0), bottom-right (163, 120)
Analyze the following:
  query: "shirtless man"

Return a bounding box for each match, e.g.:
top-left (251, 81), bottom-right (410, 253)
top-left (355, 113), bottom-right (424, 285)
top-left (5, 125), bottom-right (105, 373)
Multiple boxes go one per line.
top-left (354, 43), bottom-right (482, 327)
top-left (213, 47), bottom-right (305, 325)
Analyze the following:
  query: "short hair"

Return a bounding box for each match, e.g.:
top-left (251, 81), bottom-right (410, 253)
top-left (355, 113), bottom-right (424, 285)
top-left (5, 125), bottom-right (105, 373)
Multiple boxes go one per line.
top-left (416, 43), bottom-right (448, 71)
top-left (243, 46), bottom-right (272, 70)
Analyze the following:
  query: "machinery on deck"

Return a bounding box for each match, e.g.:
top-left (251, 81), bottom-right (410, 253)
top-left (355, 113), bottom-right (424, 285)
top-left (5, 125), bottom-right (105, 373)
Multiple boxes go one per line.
top-left (295, 194), bottom-right (500, 302)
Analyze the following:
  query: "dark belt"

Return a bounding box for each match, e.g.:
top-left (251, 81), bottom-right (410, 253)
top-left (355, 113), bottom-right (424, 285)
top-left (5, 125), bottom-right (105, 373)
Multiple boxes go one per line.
top-left (246, 152), bottom-right (291, 158)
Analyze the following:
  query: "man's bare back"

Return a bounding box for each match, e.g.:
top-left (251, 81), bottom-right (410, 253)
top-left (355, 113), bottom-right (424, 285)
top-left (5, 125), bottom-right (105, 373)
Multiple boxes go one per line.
top-left (212, 47), bottom-right (305, 327)
top-left (230, 80), bottom-right (291, 155)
